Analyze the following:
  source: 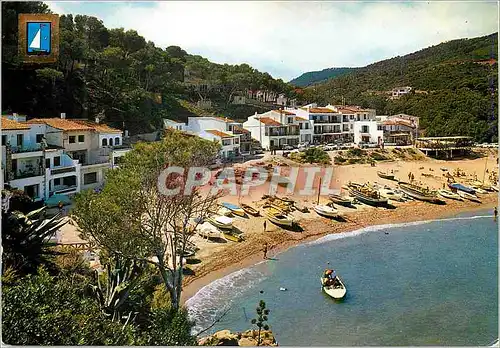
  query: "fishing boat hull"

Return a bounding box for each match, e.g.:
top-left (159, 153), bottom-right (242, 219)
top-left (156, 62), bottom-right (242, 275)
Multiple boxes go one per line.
top-left (241, 203), bottom-right (259, 216)
top-left (458, 191), bottom-right (481, 203)
top-left (208, 216), bottom-right (234, 230)
top-left (329, 194), bottom-right (353, 206)
top-left (438, 189), bottom-right (463, 201)
top-left (347, 182), bottom-right (388, 206)
top-left (398, 183), bottom-right (440, 203)
top-left (221, 202), bottom-right (246, 217)
top-left (264, 208), bottom-right (293, 227)
top-left (377, 171), bottom-right (395, 180)
top-left (471, 186), bottom-right (488, 194)
top-left (379, 189), bottom-right (404, 202)
top-left (196, 222), bottom-right (220, 239)
top-left (313, 205), bottom-right (339, 218)
top-left (448, 183), bottom-right (476, 195)
top-left (222, 230), bottom-right (244, 242)
top-left (320, 277), bottom-right (346, 299)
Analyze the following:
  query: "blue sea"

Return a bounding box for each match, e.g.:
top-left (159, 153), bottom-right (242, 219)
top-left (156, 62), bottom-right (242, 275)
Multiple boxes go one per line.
top-left (186, 210), bottom-right (498, 346)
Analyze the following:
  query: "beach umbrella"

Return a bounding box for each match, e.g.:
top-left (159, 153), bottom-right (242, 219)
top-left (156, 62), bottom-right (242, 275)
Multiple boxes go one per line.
top-left (45, 194), bottom-right (72, 208)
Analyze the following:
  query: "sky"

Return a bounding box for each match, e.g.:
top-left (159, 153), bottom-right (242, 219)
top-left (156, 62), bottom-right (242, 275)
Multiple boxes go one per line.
top-left (45, 1), bottom-right (498, 81)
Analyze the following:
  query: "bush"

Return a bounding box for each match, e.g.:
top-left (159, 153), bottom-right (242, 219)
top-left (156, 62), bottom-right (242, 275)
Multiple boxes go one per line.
top-left (303, 148), bottom-right (331, 164)
top-left (334, 156), bottom-right (347, 165)
top-left (347, 148), bottom-right (364, 157)
top-left (2, 268), bottom-right (137, 345)
top-left (139, 307), bottom-right (197, 346)
top-left (370, 152), bottom-right (388, 161)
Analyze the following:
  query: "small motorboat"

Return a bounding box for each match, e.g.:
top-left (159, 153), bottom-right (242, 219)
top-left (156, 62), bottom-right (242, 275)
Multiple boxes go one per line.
top-left (217, 206), bottom-right (233, 216)
top-left (207, 215), bottom-right (234, 229)
top-left (241, 203), bottom-right (259, 216)
top-left (470, 185), bottom-right (488, 194)
top-left (328, 194), bottom-right (353, 206)
top-left (320, 275), bottom-right (346, 299)
top-left (438, 189), bottom-right (463, 201)
top-left (458, 191), bottom-right (481, 203)
top-left (221, 202), bottom-right (246, 217)
top-left (448, 183), bottom-right (476, 195)
top-left (196, 222), bottom-right (221, 239)
top-left (264, 207), bottom-right (293, 227)
top-left (313, 204), bottom-right (339, 218)
top-left (378, 187), bottom-right (404, 202)
top-left (377, 171), bottom-right (395, 180)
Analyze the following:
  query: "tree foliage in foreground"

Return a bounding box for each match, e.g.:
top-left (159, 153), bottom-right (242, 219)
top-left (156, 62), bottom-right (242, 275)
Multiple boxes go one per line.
top-left (73, 130), bottom-right (222, 312)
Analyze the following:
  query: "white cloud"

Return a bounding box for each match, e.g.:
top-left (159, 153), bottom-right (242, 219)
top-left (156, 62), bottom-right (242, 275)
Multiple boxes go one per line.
top-left (47, 1), bottom-right (498, 81)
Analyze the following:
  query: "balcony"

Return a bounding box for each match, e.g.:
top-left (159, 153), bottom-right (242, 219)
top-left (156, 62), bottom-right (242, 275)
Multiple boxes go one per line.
top-left (51, 185), bottom-right (78, 195)
top-left (51, 166), bottom-right (76, 175)
top-left (312, 118), bottom-right (341, 124)
top-left (13, 167), bottom-right (43, 179)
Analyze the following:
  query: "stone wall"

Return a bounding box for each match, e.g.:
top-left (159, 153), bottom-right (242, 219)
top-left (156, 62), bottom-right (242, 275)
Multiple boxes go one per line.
top-left (198, 329), bottom-right (278, 346)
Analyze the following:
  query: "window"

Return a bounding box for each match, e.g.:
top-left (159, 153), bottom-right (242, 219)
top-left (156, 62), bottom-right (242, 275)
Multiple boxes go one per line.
top-left (69, 136), bottom-right (76, 144)
top-left (305, 123), bottom-right (309, 129)
top-left (377, 125), bottom-right (383, 131)
top-left (109, 138), bottom-right (113, 146)
top-left (299, 123), bottom-right (303, 130)
top-left (287, 117), bottom-right (293, 124)
top-left (222, 139), bottom-right (231, 146)
top-left (54, 156), bottom-right (61, 166)
top-left (84, 172), bottom-right (98, 185)
top-left (102, 138), bottom-right (108, 146)
top-left (1, 135), bottom-right (6, 146)
top-left (45, 158), bottom-right (50, 168)
top-left (234, 138), bottom-right (239, 144)
top-left (78, 135), bottom-right (84, 143)
top-left (115, 137), bottom-right (120, 146)
top-left (54, 178), bottom-right (61, 186)
top-left (36, 134), bottom-right (44, 143)
top-left (17, 134), bottom-right (23, 147)
top-left (362, 126), bottom-right (369, 133)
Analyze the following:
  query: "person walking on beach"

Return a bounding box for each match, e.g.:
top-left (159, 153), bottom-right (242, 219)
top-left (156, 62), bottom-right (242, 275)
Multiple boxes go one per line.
top-left (263, 220), bottom-right (267, 232)
top-left (494, 207), bottom-right (497, 221)
top-left (263, 243), bottom-right (268, 259)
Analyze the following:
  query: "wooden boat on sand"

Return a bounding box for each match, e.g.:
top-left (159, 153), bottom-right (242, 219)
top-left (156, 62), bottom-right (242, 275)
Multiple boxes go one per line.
top-left (347, 182), bottom-right (388, 206)
top-left (378, 187), bottom-right (404, 202)
top-left (196, 222), bottom-right (221, 239)
top-left (448, 183), bottom-right (476, 195)
top-left (313, 204), bottom-right (339, 218)
top-left (328, 194), bottom-right (353, 206)
top-left (221, 202), bottom-right (246, 217)
top-left (398, 182), bottom-right (441, 203)
top-left (222, 229), bottom-right (244, 242)
top-left (240, 203), bottom-right (259, 216)
top-left (207, 215), bottom-right (234, 229)
top-left (458, 191), bottom-right (481, 203)
top-left (320, 275), bottom-right (346, 299)
top-left (377, 171), bottom-right (395, 180)
top-left (438, 189), bottom-right (463, 201)
top-left (263, 207), bottom-right (293, 227)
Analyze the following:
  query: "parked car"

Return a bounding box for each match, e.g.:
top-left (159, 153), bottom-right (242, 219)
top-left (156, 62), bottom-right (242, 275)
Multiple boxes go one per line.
top-left (282, 144), bottom-right (295, 150)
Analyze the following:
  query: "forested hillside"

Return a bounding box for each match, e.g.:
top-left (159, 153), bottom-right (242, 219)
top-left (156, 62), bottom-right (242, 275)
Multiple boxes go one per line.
top-left (298, 33), bottom-right (498, 142)
top-left (1, 2), bottom-right (295, 134)
top-left (289, 67), bottom-right (357, 87)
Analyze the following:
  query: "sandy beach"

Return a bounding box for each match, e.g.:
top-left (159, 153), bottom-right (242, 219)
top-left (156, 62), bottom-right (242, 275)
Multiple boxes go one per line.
top-left (181, 151), bottom-right (498, 303)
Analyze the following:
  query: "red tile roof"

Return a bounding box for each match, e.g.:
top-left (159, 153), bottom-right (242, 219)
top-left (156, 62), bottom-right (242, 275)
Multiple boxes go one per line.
top-left (74, 120), bottom-right (122, 134)
top-left (273, 109), bottom-right (295, 115)
top-left (295, 116), bottom-right (309, 121)
top-left (336, 108), bottom-right (355, 114)
top-left (257, 117), bottom-right (282, 126)
top-left (205, 129), bottom-right (234, 138)
top-left (213, 116), bottom-right (235, 123)
top-left (308, 107), bottom-right (337, 114)
top-left (27, 118), bottom-right (95, 131)
top-left (233, 125), bottom-right (250, 133)
top-left (1, 117), bottom-right (30, 130)
top-left (383, 119), bottom-right (415, 128)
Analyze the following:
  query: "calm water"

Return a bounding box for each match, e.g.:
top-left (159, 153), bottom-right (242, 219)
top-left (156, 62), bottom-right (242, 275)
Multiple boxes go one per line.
top-left (186, 211), bottom-right (498, 346)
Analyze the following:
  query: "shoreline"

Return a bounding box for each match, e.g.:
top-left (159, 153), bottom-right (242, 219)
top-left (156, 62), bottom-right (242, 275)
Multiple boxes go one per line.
top-left (181, 194), bottom-right (497, 304)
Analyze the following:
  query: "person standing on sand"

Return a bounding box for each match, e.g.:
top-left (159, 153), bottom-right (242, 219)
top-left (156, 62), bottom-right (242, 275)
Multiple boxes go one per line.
top-left (263, 220), bottom-right (267, 232)
top-left (263, 243), bottom-right (268, 259)
top-left (494, 207), bottom-right (497, 221)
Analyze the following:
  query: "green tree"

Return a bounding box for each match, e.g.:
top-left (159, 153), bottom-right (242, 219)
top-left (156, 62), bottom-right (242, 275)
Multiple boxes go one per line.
top-left (73, 131), bottom-right (222, 312)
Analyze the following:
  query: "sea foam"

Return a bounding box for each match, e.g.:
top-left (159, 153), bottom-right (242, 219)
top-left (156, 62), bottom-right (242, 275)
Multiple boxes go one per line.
top-left (186, 264), bottom-right (267, 335)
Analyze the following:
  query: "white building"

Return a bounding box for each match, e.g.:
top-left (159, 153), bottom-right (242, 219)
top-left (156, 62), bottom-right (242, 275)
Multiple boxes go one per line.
top-left (1, 114), bottom-right (130, 201)
top-left (390, 86), bottom-right (412, 99)
top-left (353, 121), bottom-right (384, 145)
top-left (162, 116), bottom-right (249, 159)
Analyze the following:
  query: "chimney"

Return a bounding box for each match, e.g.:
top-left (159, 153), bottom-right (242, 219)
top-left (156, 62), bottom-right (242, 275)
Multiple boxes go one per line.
top-left (60, 113), bottom-right (66, 119)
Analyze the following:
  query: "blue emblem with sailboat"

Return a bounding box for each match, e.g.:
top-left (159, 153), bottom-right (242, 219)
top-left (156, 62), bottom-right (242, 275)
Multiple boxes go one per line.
top-left (27, 22), bottom-right (51, 54)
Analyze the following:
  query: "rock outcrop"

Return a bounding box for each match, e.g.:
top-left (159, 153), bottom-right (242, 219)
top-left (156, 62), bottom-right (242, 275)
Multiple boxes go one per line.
top-left (199, 329), bottom-right (278, 346)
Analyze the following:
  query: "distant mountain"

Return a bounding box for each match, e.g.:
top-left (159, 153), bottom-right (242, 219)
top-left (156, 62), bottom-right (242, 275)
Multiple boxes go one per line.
top-left (298, 32), bottom-right (498, 142)
top-left (289, 67), bottom-right (357, 87)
